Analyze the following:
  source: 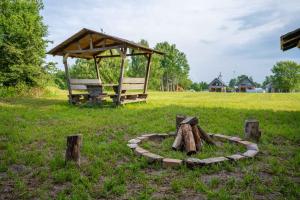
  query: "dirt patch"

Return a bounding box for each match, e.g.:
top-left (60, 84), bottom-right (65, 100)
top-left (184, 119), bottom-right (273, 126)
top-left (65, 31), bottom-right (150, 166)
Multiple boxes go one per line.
top-left (50, 182), bottom-right (72, 199)
top-left (201, 170), bottom-right (244, 184)
top-left (9, 164), bottom-right (29, 174)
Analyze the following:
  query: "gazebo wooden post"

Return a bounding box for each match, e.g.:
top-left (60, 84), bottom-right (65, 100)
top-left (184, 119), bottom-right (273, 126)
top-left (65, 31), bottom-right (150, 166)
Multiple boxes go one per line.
top-left (63, 54), bottom-right (72, 103)
top-left (116, 46), bottom-right (127, 105)
top-left (93, 56), bottom-right (100, 80)
top-left (143, 53), bottom-right (152, 94)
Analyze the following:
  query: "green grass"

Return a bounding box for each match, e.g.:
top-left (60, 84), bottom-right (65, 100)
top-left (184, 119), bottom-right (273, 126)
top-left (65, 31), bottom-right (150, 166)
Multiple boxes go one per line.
top-left (0, 89), bottom-right (300, 199)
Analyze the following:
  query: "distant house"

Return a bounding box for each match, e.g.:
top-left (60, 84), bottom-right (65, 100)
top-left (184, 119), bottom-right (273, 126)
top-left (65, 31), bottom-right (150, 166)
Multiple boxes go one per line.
top-left (237, 77), bottom-right (255, 92)
top-left (208, 77), bottom-right (227, 92)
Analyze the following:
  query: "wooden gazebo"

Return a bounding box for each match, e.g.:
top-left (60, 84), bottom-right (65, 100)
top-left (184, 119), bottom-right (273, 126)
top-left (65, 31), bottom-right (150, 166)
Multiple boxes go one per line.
top-left (47, 28), bottom-right (163, 105)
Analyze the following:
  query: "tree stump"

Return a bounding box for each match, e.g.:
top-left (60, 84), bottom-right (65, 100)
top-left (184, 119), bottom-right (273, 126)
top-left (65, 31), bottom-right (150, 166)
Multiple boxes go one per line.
top-left (244, 120), bottom-right (261, 142)
top-left (65, 135), bottom-right (82, 166)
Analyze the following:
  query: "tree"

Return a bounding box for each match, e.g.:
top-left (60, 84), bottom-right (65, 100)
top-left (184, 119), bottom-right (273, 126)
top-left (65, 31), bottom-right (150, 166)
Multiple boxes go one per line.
top-left (154, 42), bottom-right (191, 91)
top-left (271, 61), bottom-right (300, 92)
top-left (189, 81), bottom-right (208, 91)
top-left (127, 39), bottom-right (149, 77)
top-left (0, 0), bottom-right (48, 86)
top-left (262, 76), bottom-right (272, 87)
top-left (42, 62), bottom-right (66, 89)
top-left (229, 78), bottom-right (237, 88)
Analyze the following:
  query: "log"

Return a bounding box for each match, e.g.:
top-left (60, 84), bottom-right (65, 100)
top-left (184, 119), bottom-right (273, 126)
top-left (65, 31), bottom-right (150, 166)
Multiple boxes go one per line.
top-left (65, 135), bottom-right (82, 166)
top-left (176, 115), bottom-right (186, 131)
top-left (192, 125), bottom-right (202, 151)
top-left (180, 116), bottom-right (199, 126)
top-left (172, 126), bottom-right (183, 150)
top-left (197, 125), bottom-right (216, 145)
top-left (244, 119), bottom-right (261, 142)
top-left (181, 124), bottom-right (197, 155)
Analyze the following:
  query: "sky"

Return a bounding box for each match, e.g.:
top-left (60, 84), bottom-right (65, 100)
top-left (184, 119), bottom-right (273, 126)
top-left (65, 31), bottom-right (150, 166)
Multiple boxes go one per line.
top-left (42, 0), bottom-right (300, 84)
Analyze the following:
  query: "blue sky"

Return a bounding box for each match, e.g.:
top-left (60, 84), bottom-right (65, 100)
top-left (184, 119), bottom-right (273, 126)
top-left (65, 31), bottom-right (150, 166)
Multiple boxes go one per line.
top-left (42, 0), bottom-right (300, 83)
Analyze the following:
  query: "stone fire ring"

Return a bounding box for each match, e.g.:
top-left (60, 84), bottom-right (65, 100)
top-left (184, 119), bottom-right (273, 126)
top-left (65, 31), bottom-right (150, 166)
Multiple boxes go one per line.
top-left (127, 132), bottom-right (259, 168)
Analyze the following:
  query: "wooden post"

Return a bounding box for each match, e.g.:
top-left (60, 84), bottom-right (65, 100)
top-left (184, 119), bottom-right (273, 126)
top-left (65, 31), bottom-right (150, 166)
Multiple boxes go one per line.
top-left (197, 125), bottom-right (216, 145)
top-left (143, 53), bottom-right (152, 94)
top-left (172, 126), bottom-right (183, 150)
top-left (65, 135), bottom-right (82, 166)
top-left (117, 46), bottom-right (127, 105)
top-left (63, 54), bottom-right (72, 103)
top-left (192, 125), bottom-right (202, 151)
top-left (181, 124), bottom-right (197, 155)
top-left (93, 56), bottom-right (100, 80)
top-left (244, 119), bottom-right (261, 142)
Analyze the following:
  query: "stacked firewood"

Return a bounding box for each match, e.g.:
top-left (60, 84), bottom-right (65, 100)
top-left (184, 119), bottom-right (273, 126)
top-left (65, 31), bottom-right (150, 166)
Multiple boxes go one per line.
top-left (172, 115), bottom-right (216, 155)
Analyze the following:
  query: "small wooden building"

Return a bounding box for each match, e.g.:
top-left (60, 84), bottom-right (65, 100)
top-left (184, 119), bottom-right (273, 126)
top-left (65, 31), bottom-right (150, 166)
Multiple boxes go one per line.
top-left (280, 28), bottom-right (300, 51)
top-left (208, 77), bottom-right (226, 92)
top-left (237, 77), bottom-right (255, 92)
top-left (47, 28), bottom-right (163, 105)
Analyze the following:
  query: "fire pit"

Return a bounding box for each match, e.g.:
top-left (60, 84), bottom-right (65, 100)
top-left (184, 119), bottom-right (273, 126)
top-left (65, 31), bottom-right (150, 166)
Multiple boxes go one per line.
top-left (127, 115), bottom-right (259, 168)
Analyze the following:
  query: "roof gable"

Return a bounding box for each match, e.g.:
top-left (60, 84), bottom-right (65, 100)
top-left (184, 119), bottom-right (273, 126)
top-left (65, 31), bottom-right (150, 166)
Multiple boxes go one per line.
top-left (209, 77), bottom-right (226, 87)
top-left (237, 77), bottom-right (255, 86)
top-left (47, 28), bottom-right (163, 59)
top-left (281, 28), bottom-right (300, 51)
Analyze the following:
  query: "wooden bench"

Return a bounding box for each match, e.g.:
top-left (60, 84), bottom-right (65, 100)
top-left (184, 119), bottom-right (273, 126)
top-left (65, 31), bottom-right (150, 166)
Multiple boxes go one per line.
top-left (110, 77), bottom-right (148, 104)
top-left (69, 79), bottom-right (107, 104)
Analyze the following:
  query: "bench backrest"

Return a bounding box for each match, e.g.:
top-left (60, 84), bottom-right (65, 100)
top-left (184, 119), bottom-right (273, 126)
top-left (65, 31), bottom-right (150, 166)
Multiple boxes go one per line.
top-left (122, 77), bottom-right (145, 90)
top-left (70, 79), bottom-right (102, 90)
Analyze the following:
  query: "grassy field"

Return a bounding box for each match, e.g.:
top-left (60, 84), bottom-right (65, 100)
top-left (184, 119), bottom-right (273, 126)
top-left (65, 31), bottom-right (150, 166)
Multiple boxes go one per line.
top-left (0, 90), bottom-right (299, 199)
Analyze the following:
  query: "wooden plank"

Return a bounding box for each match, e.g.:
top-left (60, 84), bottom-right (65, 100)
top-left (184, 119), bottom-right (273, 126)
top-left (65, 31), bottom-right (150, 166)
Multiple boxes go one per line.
top-left (96, 52), bottom-right (149, 58)
top-left (70, 79), bottom-right (101, 85)
top-left (120, 98), bottom-right (146, 104)
top-left (70, 85), bottom-right (87, 90)
top-left (123, 77), bottom-right (145, 84)
top-left (122, 84), bottom-right (144, 90)
top-left (144, 53), bottom-right (152, 93)
top-left (64, 45), bottom-right (124, 54)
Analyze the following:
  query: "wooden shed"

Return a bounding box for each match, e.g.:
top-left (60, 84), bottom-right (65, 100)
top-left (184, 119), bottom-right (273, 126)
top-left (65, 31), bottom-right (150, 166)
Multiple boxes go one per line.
top-left (237, 77), bottom-right (255, 92)
top-left (47, 28), bottom-right (163, 105)
top-left (208, 77), bottom-right (226, 92)
top-left (280, 28), bottom-right (300, 51)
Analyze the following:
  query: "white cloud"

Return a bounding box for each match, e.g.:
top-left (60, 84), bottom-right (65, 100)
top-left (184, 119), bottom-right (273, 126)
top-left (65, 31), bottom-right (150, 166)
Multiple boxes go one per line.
top-left (43, 0), bottom-right (300, 83)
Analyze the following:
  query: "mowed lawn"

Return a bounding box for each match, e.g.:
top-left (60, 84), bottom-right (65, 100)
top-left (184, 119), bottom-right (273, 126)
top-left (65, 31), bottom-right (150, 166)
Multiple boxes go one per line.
top-left (0, 90), bottom-right (299, 199)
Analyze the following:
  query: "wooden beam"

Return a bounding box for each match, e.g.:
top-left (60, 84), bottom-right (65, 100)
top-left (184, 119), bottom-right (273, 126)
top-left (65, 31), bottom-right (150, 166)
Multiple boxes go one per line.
top-left (77, 41), bottom-right (82, 50)
top-left (64, 45), bottom-right (124, 54)
top-left (89, 34), bottom-right (93, 49)
top-left (117, 47), bottom-right (127, 105)
top-left (63, 54), bottom-right (72, 103)
top-left (143, 53), bottom-right (152, 94)
top-left (96, 52), bottom-right (149, 58)
top-left (93, 56), bottom-right (100, 80)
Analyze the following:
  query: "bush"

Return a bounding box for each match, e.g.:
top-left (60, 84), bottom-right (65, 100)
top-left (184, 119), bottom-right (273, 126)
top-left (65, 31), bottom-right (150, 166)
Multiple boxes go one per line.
top-left (0, 83), bottom-right (54, 98)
